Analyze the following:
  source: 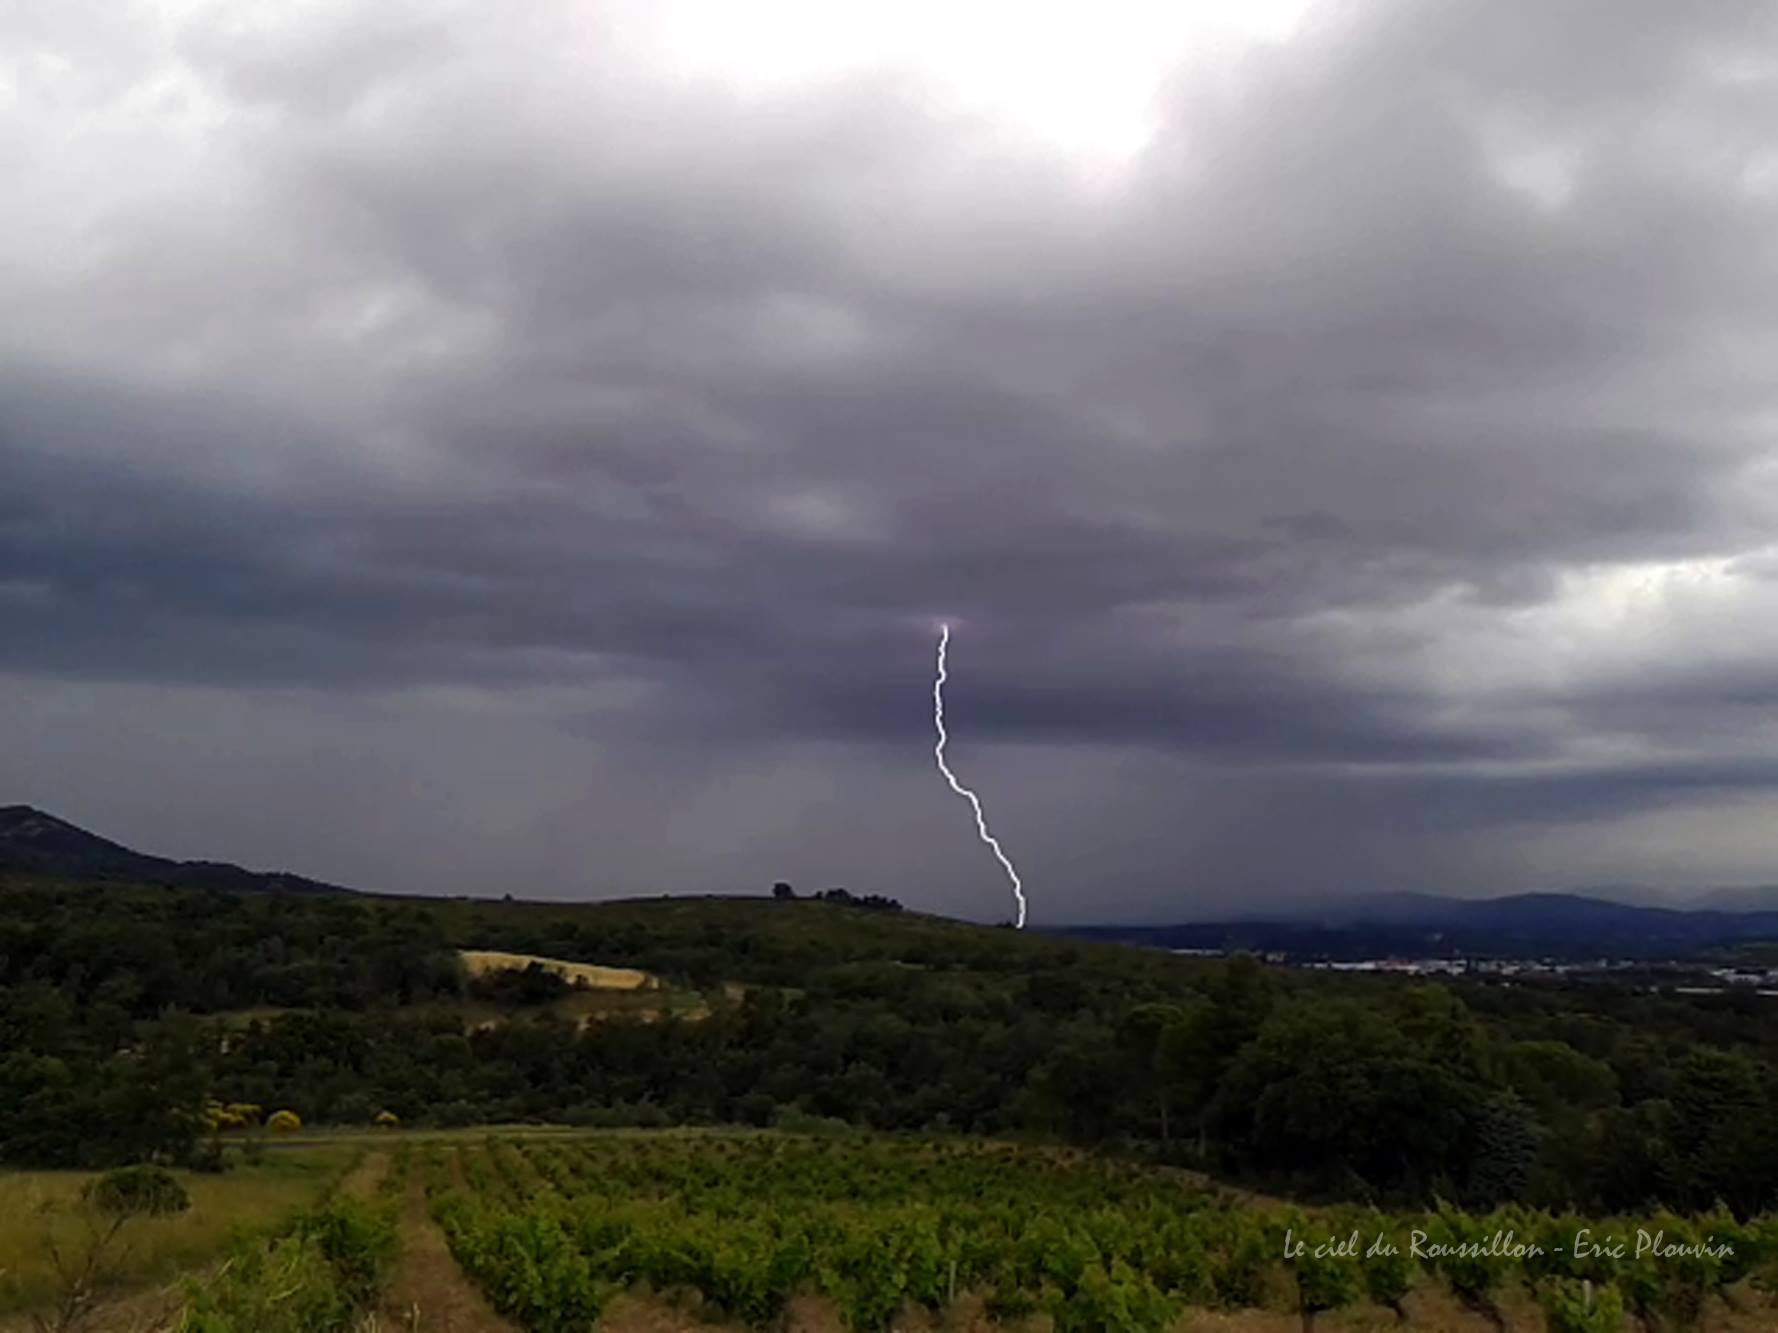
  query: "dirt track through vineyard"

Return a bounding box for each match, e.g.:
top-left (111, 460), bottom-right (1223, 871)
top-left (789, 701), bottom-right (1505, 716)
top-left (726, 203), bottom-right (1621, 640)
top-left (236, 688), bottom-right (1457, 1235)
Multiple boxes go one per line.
top-left (377, 1173), bottom-right (519, 1333)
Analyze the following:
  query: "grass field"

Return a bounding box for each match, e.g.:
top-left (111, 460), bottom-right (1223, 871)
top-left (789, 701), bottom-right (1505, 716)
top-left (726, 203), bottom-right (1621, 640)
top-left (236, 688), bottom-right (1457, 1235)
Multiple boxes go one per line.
top-left (0, 1145), bottom-right (356, 1318)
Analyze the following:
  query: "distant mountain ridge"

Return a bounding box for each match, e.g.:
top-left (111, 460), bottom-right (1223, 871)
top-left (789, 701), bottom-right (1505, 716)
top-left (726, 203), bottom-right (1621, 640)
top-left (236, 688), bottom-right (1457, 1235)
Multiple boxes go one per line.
top-left (11, 801), bottom-right (1778, 959)
top-left (1052, 890), bottom-right (1778, 961)
top-left (0, 805), bottom-right (352, 895)
top-left (1694, 884), bottom-right (1778, 913)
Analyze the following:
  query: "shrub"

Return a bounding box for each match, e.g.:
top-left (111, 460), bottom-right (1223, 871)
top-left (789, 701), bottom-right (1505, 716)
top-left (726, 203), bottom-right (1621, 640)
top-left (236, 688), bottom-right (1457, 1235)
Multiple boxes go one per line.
top-left (173, 1197), bottom-right (397, 1333)
top-left (297, 1198), bottom-right (400, 1308)
top-left (85, 1164), bottom-right (191, 1219)
top-left (200, 1101), bottom-right (264, 1133)
top-left (1540, 1278), bottom-right (1626, 1333)
top-left (1650, 1213), bottom-right (1722, 1327)
top-left (1355, 1210), bottom-right (1414, 1318)
top-left (186, 1139), bottom-right (230, 1174)
top-left (32, 1167), bottom-right (191, 1333)
top-left (1286, 1218), bottom-right (1359, 1330)
top-left (266, 1109), bottom-right (302, 1132)
top-left (1210, 1219), bottom-right (1271, 1308)
top-left (1423, 1204), bottom-right (1512, 1326)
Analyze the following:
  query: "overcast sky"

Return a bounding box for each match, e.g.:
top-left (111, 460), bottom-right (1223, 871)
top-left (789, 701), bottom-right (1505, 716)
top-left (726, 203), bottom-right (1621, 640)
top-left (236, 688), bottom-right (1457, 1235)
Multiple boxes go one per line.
top-left (6, 0), bottom-right (1778, 921)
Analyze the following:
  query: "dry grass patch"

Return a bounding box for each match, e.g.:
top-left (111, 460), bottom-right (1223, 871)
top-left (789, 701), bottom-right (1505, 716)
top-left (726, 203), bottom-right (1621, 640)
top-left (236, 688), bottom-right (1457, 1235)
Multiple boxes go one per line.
top-left (0, 1148), bottom-right (351, 1318)
top-left (593, 1290), bottom-right (748, 1333)
top-left (458, 950), bottom-right (657, 990)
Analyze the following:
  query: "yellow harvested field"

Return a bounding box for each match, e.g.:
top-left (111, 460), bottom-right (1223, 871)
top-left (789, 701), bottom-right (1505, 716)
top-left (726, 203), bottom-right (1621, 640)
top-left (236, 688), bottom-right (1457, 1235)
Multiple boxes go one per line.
top-left (458, 949), bottom-right (657, 990)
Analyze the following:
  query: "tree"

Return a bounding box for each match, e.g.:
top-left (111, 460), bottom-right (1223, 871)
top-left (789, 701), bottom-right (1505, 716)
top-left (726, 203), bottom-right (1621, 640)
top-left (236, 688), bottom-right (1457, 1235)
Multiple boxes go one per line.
top-left (470, 962), bottom-right (568, 1006)
top-left (1212, 1001), bottom-right (1482, 1195)
top-left (33, 1166), bottom-right (189, 1333)
top-left (1578, 1101), bottom-right (1677, 1211)
top-left (1022, 1033), bottom-right (1125, 1141)
top-left (772, 882), bottom-right (797, 901)
top-left (1154, 999), bottom-right (1220, 1157)
top-left (1115, 1002), bottom-right (1188, 1144)
top-left (1667, 1048), bottom-right (1773, 1212)
top-left (1465, 1091), bottom-right (1540, 1208)
top-left (1506, 1041), bottom-right (1619, 1119)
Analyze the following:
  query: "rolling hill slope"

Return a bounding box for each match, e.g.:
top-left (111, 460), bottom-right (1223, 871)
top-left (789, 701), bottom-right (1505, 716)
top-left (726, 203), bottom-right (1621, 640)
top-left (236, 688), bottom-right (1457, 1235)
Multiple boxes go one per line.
top-left (0, 804), bottom-right (352, 894)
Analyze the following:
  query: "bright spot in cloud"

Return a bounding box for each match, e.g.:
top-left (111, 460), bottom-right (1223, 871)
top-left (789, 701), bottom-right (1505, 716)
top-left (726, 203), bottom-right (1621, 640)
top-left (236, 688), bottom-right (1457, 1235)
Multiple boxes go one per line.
top-left (611, 0), bottom-right (1320, 168)
top-left (1311, 555), bottom-right (1758, 706)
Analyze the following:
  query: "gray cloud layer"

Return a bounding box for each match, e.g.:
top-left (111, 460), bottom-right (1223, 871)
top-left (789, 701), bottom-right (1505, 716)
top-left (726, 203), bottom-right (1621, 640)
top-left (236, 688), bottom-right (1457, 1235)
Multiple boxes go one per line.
top-left (7, 0), bottom-right (1778, 918)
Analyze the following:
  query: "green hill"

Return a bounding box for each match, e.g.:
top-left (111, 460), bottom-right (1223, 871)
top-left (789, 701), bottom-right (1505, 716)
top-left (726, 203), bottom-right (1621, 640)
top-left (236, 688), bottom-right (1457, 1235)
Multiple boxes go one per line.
top-left (7, 869), bottom-right (1778, 1220)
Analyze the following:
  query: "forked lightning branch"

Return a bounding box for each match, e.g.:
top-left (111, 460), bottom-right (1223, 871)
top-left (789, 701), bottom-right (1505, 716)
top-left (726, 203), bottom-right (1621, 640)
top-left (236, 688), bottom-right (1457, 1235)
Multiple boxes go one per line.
top-left (932, 623), bottom-right (1028, 929)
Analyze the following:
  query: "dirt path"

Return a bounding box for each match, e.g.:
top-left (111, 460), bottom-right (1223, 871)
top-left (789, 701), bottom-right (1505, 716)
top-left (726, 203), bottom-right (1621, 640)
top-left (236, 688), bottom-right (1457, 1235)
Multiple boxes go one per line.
top-left (337, 1146), bottom-right (392, 1202)
top-left (376, 1174), bottom-right (519, 1333)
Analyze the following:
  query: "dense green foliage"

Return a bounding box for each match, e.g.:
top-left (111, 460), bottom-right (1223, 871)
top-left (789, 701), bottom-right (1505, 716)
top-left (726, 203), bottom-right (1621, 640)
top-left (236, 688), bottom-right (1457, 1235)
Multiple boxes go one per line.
top-left (428, 1132), bottom-right (1778, 1332)
top-left (170, 1154), bottom-right (402, 1333)
top-left (9, 874), bottom-right (1778, 1213)
top-left (172, 1195), bottom-right (399, 1333)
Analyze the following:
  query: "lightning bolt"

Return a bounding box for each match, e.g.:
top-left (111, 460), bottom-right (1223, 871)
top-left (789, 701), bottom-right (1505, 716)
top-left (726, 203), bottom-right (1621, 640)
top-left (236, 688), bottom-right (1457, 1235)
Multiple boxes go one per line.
top-left (933, 622), bottom-right (1027, 929)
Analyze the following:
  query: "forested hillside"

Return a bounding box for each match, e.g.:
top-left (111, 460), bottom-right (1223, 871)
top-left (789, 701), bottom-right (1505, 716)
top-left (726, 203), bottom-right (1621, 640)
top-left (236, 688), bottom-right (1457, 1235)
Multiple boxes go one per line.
top-left (5, 874), bottom-right (1778, 1216)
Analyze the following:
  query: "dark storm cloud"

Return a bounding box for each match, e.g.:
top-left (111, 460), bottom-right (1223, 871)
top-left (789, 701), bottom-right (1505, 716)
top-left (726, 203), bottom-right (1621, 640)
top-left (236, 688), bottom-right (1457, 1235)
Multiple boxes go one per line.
top-left (6, 0), bottom-right (1778, 910)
